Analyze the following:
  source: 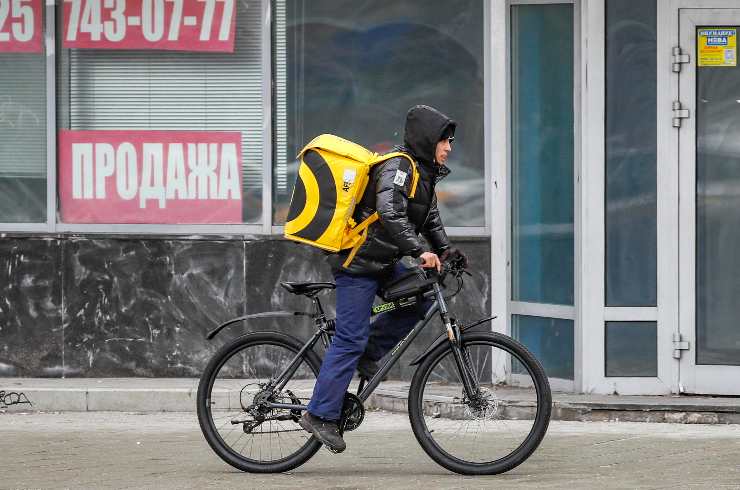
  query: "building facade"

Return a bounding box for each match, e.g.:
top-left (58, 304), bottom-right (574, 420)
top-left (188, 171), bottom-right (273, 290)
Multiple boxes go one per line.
top-left (1, 0), bottom-right (738, 395)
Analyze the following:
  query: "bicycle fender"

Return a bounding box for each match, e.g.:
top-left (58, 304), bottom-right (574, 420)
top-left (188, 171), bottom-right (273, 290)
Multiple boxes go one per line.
top-left (408, 315), bottom-right (497, 366)
top-left (206, 311), bottom-right (311, 340)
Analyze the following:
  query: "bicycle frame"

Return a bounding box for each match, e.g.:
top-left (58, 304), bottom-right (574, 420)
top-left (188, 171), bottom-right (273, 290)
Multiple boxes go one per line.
top-left (263, 281), bottom-right (481, 413)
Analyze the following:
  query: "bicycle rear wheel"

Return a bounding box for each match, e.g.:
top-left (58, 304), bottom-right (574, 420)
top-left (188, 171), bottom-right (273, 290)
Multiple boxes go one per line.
top-left (408, 331), bottom-right (552, 475)
top-left (196, 331), bottom-right (322, 473)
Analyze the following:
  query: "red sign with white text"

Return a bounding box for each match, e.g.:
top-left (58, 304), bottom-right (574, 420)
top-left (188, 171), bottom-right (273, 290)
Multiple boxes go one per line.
top-left (59, 130), bottom-right (243, 223)
top-left (62, 0), bottom-right (236, 52)
top-left (0, 0), bottom-right (43, 53)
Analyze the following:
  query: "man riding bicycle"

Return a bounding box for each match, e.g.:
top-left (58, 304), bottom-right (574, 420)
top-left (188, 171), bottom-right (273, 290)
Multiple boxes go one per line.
top-left (299, 104), bottom-right (468, 452)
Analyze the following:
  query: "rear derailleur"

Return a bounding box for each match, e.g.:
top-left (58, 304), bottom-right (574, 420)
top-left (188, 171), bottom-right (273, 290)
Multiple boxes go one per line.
top-left (235, 388), bottom-right (304, 433)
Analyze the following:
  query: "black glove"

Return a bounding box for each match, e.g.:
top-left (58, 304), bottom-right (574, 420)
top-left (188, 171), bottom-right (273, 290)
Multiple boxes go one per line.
top-left (440, 247), bottom-right (469, 269)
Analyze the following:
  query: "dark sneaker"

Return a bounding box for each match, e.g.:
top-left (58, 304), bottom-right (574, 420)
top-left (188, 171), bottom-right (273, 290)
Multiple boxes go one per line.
top-left (299, 411), bottom-right (346, 453)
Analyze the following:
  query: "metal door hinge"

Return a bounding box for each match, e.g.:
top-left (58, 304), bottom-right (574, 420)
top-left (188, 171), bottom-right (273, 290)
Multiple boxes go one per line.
top-left (672, 101), bottom-right (690, 128)
top-left (673, 332), bottom-right (690, 359)
top-left (672, 46), bottom-right (690, 73)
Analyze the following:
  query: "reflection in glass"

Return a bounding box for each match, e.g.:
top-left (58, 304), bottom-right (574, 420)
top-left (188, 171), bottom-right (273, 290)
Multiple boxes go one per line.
top-left (696, 39), bottom-right (740, 366)
top-left (511, 4), bottom-right (574, 305)
top-left (605, 0), bottom-right (657, 306)
top-left (605, 322), bottom-right (657, 377)
top-left (0, 52), bottom-right (46, 222)
top-left (512, 315), bottom-right (574, 380)
top-left (274, 0), bottom-right (485, 226)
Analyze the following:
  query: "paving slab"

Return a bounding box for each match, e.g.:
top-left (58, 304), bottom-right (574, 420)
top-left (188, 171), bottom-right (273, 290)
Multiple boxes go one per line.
top-left (2, 411), bottom-right (740, 489)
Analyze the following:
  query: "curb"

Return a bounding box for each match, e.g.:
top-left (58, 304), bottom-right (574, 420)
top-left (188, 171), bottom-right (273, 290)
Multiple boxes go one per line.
top-left (3, 384), bottom-right (740, 424)
top-left (367, 390), bottom-right (740, 424)
top-left (1, 387), bottom-right (197, 413)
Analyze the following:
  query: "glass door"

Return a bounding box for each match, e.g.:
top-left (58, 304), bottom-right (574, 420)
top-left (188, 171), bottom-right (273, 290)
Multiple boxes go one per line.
top-left (678, 9), bottom-right (740, 394)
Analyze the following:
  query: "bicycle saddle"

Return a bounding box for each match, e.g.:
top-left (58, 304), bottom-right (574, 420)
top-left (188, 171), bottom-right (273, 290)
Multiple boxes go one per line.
top-left (280, 281), bottom-right (336, 296)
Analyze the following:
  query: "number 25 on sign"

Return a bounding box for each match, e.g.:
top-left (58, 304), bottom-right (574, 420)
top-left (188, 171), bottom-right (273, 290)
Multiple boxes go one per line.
top-left (64, 0), bottom-right (235, 49)
top-left (0, 0), bottom-right (33, 42)
top-left (0, 0), bottom-right (42, 53)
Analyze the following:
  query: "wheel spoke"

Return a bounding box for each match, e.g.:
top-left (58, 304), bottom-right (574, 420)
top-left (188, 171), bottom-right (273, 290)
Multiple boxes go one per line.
top-left (198, 336), bottom-right (321, 470)
top-left (412, 335), bottom-right (551, 472)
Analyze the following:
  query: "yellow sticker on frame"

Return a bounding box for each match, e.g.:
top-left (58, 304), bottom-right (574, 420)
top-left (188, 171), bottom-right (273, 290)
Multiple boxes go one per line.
top-left (698, 28), bottom-right (737, 67)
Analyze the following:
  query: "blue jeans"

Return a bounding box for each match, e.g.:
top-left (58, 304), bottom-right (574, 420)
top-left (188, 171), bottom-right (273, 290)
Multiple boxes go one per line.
top-left (306, 262), bottom-right (428, 421)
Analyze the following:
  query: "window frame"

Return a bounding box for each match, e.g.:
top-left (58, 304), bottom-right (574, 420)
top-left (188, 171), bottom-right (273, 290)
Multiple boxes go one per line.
top-left (0, 1), bottom-right (53, 230)
top-left (604, 0), bottom-right (658, 308)
top-left (579, 0), bottom-right (672, 396)
top-left (500, 0), bottom-right (580, 393)
top-left (0, 0), bottom-right (491, 237)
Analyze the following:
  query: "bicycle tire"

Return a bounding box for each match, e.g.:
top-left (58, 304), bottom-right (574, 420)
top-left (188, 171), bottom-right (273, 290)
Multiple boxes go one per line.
top-left (408, 331), bottom-right (552, 475)
top-left (196, 331), bottom-right (322, 473)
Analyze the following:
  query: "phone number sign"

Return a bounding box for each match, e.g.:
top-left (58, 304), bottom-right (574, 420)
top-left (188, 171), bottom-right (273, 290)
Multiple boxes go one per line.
top-left (62, 0), bottom-right (236, 52)
top-left (0, 0), bottom-right (43, 53)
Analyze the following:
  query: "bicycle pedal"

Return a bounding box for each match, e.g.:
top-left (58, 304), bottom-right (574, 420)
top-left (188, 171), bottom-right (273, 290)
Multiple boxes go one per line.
top-left (326, 446), bottom-right (345, 454)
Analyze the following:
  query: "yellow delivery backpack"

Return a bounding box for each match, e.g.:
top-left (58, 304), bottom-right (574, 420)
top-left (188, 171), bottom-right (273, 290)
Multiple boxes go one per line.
top-left (284, 134), bottom-right (419, 268)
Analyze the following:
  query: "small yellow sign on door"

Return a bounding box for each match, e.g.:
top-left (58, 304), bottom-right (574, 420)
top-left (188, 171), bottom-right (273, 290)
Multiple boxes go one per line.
top-left (698, 28), bottom-right (737, 67)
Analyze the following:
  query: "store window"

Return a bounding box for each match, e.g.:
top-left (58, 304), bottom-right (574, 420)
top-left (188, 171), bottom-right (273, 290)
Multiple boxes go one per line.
top-left (511, 3), bottom-right (574, 306)
top-left (510, 3), bottom-right (574, 381)
top-left (605, 321), bottom-right (657, 377)
top-left (56, 0), bottom-right (265, 224)
top-left (273, 0), bottom-right (485, 227)
top-left (0, 0), bottom-right (46, 223)
top-left (605, 0), bottom-right (657, 306)
top-left (513, 315), bottom-right (574, 380)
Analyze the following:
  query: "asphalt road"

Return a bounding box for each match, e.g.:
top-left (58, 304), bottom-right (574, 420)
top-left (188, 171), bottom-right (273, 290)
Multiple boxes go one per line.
top-left (2, 410), bottom-right (740, 489)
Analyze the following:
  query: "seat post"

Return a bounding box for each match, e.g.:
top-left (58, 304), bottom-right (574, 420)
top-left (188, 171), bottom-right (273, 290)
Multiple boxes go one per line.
top-left (312, 295), bottom-right (326, 317)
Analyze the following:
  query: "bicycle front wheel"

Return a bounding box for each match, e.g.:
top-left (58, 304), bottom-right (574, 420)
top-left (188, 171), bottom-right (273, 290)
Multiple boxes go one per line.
top-left (196, 331), bottom-right (322, 473)
top-left (408, 331), bottom-right (552, 475)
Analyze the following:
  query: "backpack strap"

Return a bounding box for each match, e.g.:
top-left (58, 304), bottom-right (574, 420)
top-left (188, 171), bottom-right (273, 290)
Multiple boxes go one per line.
top-left (342, 152), bottom-right (419, 269)
top-left (371, 152), bottom-right (420, 198)
top-left (342, 212), bottom-right (379, 268)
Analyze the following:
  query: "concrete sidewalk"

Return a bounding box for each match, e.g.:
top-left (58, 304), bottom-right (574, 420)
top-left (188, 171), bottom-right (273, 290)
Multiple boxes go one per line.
top-left (5, 411), bottom-right (740, 489)
top-left (2, 377), bottom-right (740, 424)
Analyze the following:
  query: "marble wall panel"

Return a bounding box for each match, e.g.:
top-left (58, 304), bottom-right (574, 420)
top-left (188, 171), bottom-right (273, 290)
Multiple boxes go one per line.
top-left (240, 238), bottom-right (490, 381)
top-left (1, 234), bottom-right (489, 380)
top-left (62, 239), bottom-right (244, 377)
top-left (229, 239), bottom-right (334, 345)
top-left (0, 238), bottom-right (63, 377)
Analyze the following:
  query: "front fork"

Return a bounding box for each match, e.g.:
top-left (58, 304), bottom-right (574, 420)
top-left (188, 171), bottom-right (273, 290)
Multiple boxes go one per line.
top-left (433, 283), bottom-right (480, 401)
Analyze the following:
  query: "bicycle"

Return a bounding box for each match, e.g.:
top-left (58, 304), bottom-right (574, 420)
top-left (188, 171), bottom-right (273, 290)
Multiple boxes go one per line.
top-left (196, 255), bottom-right (552, 475)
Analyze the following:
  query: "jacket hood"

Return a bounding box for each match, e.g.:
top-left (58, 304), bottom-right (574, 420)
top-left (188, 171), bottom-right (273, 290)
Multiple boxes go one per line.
top-left (403, 105), bottom-right (456, 165)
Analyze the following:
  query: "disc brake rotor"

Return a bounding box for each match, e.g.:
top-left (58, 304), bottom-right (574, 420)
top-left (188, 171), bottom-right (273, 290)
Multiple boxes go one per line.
top-left (464, 388), bottom-right (500, 421)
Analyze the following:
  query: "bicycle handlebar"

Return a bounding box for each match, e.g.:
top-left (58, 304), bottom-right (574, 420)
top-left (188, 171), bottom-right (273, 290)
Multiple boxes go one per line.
top-left (405, 252), bottom-right (470, 286)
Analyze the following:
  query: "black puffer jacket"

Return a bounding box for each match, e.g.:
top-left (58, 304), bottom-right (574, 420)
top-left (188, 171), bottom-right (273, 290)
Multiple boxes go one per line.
top-left (327, 105), bottom-right (455, 276)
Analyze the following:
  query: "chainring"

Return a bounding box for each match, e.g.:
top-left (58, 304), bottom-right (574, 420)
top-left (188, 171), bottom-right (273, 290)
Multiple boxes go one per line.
top-left (339, 392), bottom-right (365, 432)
